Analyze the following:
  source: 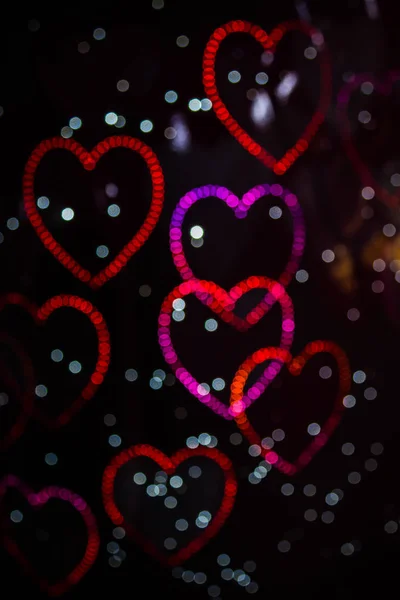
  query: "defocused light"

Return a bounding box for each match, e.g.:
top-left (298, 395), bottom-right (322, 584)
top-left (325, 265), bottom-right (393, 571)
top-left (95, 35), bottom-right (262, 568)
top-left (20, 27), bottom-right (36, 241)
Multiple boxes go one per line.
top-left (108, 434), bottom-right (122, 447)
top-left (61, 208), bottom-right (74, 221)
top-left (358, 110), bottom-right (371, 124)
top-left (139, 285), bottom-right (151, 297)
top-left (201, 98), bottom-right (212, 111)
top-left (165, 90), bottom-right (178, 103)
top-left (125, 369), bottom-right (138, 382)
top-left (319, 366), bottom-right (332, 379)
top-left (37, 196), bottom-right (50, 209)
top-left (205, 318), bottom-right (218, 331)
top-left (277, 540), bottom-right (291, 553)
top-left (296, 269), bottom-right (309, 283)
top-left (115, 116), bottom-right (126, 128)
top-left (255, 72), bottom-right (268, 85)
top-left (96, 245), bottom-right (109, 258)
top-left (164, 127), bottom-right (177, 139)
top-left (107, 204), bottom-right (120, 217)
top-left (322, 249), bottom-right (335, 263)
top-left (347, 308), bottom-right (360, 321)
top-left (140, 120), bottom-right (153, 133)
top-left (117, 80), bottom-right (129, 92)
top-left (104, 414), bottom-right (116, 426)
top-left (343, 394), bottom-right (356, 408)
top-left (45, 452), bottom-right (58, 466)
top-left (35, 384), bottom-right (48, 398)
top-left (61, 126), bottom-right (73, 138)
top-left (188, 99), bottom-right (201, 111)
top-left (372, 280), bottom-right (384, 293)
top-left (78, 41), bottom-right (90, 54)
top-left (69, 360), bottom-right (82, 374)
top-left (307, 423), bottom-right (321, 436)
top-left (7, 218), bottom-right (19, 231)
top-left (105, 112), bottom-right (118, 125)
top-left (10, 510), bottom-right (23, 523)
top-left (364, 387), bottom-right (377, 400)
top-left (281, 483), bottom-right (294, 496)
top-left (176, 35), bottom-right (189, 47)
top-left (152, 0), bottom-right (164, 8)
top-left (304, 46), bottom-right (317, 59)
top-left (269, 206), bottom-right (282, 219)
top-left (250, 90), bottom-right (274, 127)
top-left (342, 442), bottom-right (355, 455)
top-left (69, 117), bottom-right (82, 130)
top-left (172, 298), bottom-right (185, 311)
top-left (190, 225), bottom-right (204, 239)
top-left (275, 73), bottom-right (299, 103)
top-left (93, 28), bottom-right (106, 40)
top-left (383, 223), bottom-right (396, 237)
top-left (361, 81), bottom-right (374, 95)
top-left (341, 543), bottom-right (354, 556)
top-left (228, 70), bottom-right (241, 83)
top-left (361, 186), bottom-right (375, 199)
top-left (212, 377), bottom-right (225, 390)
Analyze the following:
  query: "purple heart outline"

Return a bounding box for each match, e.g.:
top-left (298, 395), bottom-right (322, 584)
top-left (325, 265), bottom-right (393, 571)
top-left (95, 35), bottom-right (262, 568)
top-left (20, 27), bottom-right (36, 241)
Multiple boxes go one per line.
top-left (169, 183), bottom-right (306, 290)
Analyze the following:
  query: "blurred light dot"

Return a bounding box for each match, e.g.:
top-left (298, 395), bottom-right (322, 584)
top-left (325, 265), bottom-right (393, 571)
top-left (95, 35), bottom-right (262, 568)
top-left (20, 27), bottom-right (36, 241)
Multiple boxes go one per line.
top-left (371, 442), bottom-right (383, 455)
top-left (164, 537), bottom-right (177, 550)
top-left (247, 582), bottom-right (259, 594)
top-left (113, 527), bottom-right (125, 539)
top-left (205, 318), bottom-right (218, 331)
top-left (61, 208), bottom-right (74, 221)
top-left (201, 98), bottom-right (212, 111)
top-left (230, 433), bottom-right (242, 445)
top-left (304, 46), bottom-right (317, 59)
top-left (255, 71), bottom-right (269, 84)
top-left (51, 349), bottom-right (63, 362)
top-left (0, 393), bottom-right (9, 406)
top-left (190, 225), bottom-right (204, 239)
top-left (341, 543), bottom-right (354, 556)
top-left (194, 572), bottom-right (207, 584)
top-left (248, 473), bottom-right (261, 485)
top-left (296, 269), bottom-right (309, 283)
top-left (272, 429), bottom-right (285, 441)
top-left (173, 298), bottom-right (186, 311)
top-left (342, 442), bottom-right (355, 456)
top-left (182, 570), bottom-right (194, 583)
top-left (165, 127), bottom-right (177, 140)
top-left (117, 79), bottom-right (129, 92)
top-left (343, 394), bottom-right (356, 408)
top-left (385, 521), bottom-right (398, 534)
top-left (373, 259), bottom-right (385, 272)
top-left (325, 493), bottom-right (339, 506)
top-left (78, 41), bottom-right (90, 54)
top-left (199, 433), bottom-right (212, 445)
top-left (212, 377), bottom-right (225, 391)
top-left (322, 249), bottom-right (335, 263)
top-left (243, 560), bottom-right (256, 573)
top-left (304, 509), bottom-right (318, 521)
top-left (261, 437), bottom-right (274, 449)
top-left (108, 434), bottom-right (121, 447)
top-left (69, 360), bottom-right (82, 374)
top-left (133, 472), bottom-right (146, 485)
top-left (45, 452), bottom-right (58, 466)
top-left (172, 310), bottom-right (185, 322)
top-left (365, 458), bottom-right (378, 471)
top-left (372, 280), bottom-right (384, 293)
top-left (188, 98), bottom-right (201, 111)
top-left (249, 444), bottom-right (261, 457)
top-left (165, 374), bottom-right (175, 386)
top-left (361, 186), bottom-right (375, 200)
top-left (105, 112), bottom-right (118, 125)
top-left (269, 206), bottom-right (282, 219)
top-left (147, 484), bottom-right (160, 497)
top-left (186, 436), bottom-right (199, 449)
top-left (217, 553), bottom-right (230, 566)
top-left (107, 204), bottom-right (121, 218)
top-left (153, 369), bottom-right (166, 381)
top-left (358, 110), bottom-right (371, 124)
top-left (176, 35), bottom-right (189, 47)
top-left (221, 568), bottom-right (233, 580)
top-left (155, 471), bottom-right (167, 484)
top-left (303, 484), bottom-right (316, 497)
top-left (319, 366), bottom-right (332, 379)
top-left (140, 120), bottom-right (153, 133)
top-left (347, 308), bottom-right (360, 321)
top-left (69, 117), bottom-right (82, 130)
top-left (228, 70), bottom-right (241, 83)
top-left (175, 406), bottom-right (187, 419)
top-left (353, 370), bottom-right (366, 384)
top-left (281, 483), bottom-right (294, 496)
top-left (191, 238), bottom-right (204, 248)
top-left (37, 196), bottom-right (50, 209)
top-left (7, 218), bottom-right (19, 231)
top-left (172, 567), bottom-right (183, 579)
top-left (107, 541), bottom-right (119, 554)
top-left (383, 223), bottom-right (396, 236)
top-left (165, 90), bottom-right (178, 103)
top-left (108, 556), bottom-right (121, 568)
top-left (348, 471), bottom-right (361, 484)
top-left (189, 466), bottom-right (202, 478)
top-left (105, 183), bottom-right (118, 198)
top-left (164, 496), bottom-right (177, 509)
top-left (10, 510), bottom-right (23, 523)
top-left (361, 81), bottom-right (374, 95)
top-left (61, 126), bottom-right (73, 139)
top-left (170, 476), bottom-right (183, 489)
top-left (104, 414), bottom-right (116, 426)
top-left (139, 284), bottom-right (151, 297)
top-left (116, 119), bottom-right (126, 132)
top-left (390, 173), bottom-right (400, 187)
top-left (150, 377), bottom-right (162, 390)
top-left (35, 384), bottom-right (47, 398)
top-left (175, 518), bottom-right (188, 531)
top-left (96, 245), bottom-right (109, 258)
top-left (278, 540), bottom-right (291, 553)
top-left (93, 27), bottom-right (106, 40)
top-left (208, 585), bottom-right (221, 597)
top-left (125, 368), bottom-right (138, 382)
top-left (197, 383), bottom-right (210, 396)
top-left (307, 423), bottom-right (320, 436)
top-left (321, 511), bottom-right (335, 524)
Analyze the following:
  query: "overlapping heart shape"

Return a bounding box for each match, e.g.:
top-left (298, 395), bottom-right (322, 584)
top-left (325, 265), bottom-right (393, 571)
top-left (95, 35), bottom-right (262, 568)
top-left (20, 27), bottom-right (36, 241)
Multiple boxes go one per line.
top-left (170, 183), bottom-right (305, 291)
top-left (0, 475), bottom-right (99, 596)
top-left (337, 71), bottom-right (400, 209)
top-left (158, 277), bottom-right (294, 419)
top-left (230, 341), bottom-right (351, 475)
top-left (0, 292), bottom-right (110, 428)
top-left (203, 19), bottom-right (332, 174)
top-left (102, 444), bottom-right (237, 566)
top-left (23, 135), bottom-right (164, 288)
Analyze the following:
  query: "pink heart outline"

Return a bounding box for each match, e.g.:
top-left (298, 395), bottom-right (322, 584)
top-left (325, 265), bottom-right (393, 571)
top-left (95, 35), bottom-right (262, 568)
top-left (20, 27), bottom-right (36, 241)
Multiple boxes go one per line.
top-left (170, 183), bottom-right (305, 291)
top-left (158, 277), bottom-right (295, 419)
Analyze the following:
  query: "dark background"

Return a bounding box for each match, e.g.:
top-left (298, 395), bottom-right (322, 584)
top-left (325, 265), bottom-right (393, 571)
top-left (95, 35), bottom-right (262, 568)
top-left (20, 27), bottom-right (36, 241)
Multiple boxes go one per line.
top-left (1, 0), bottom-right (400, 597)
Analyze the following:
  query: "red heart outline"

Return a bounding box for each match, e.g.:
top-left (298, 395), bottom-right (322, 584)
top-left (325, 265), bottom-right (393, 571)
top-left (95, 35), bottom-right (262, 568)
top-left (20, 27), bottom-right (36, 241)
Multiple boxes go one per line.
top-left (337, 71), bottom-right (400, 209)
top-left (23, 135), bottom-right (165, 289)
top-left (203, 20), bottom-right (332, 174)
top-left (230, 341), bottom-right (351, 475)
top-left (0, 475), bottom-right (100, 596)
top-left (0, 334), bottom-right (35, 451)
top-left (0, 292), bottom-right (110, 428)
top-left (158, 277), bottom-right (295, 419)
top-left (102, 444), bottom-right (237, 566)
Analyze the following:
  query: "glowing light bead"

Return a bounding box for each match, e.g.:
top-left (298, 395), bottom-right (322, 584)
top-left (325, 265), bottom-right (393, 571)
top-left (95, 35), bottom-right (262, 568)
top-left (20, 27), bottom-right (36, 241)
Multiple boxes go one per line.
top-left (35, 384), bottom-right (48, 398)
top-left (325, 492), bottom-right (339, 506)
top-left (37, 196), bottom-right (50, 209)
top-left (113, 527), bottom-right (125, 539)
top-left (188, 99), bottom-right (201, 111)
top-left (10, 510), bottom-right (23, 523)
top-left (353, 370), bottom-right (366, 384)
top-left (165, 127), bottom-right (177, 140)
top-left (221, 568), bottom-right (234, 580)
top-left (390, 173), bottom-right (400, 187)
top-left (269, 206), bottom-right (282, 219)
top-left (140, 119), bottom-right (153, 133)
top-left (153, 369), bottom-right (166, 381)
top-left (361, 186), bottom-right (375, 200)
top-left (164, 496), bottom-right (177, 509)
top-left (104, 414), bottom-right (116, 426)
top-left (319, 366), bottom-right (332, 379)
top-left (307, 423), bottom-right (321, 436)
top-left (199, 433), bottom-right (211, 445)
top-left (217, 553), bottom-right (230, 566)
top-left (61, 126), bottom-right (73, 139)
top-left (304, 509), bottom-right (317, 521)
top-left (96, 245), bottom-right (109, 258)
top-left (69, 117), bottom-right (82, 130)
top-left (117, 79), bottom-right (129, 92)
top-left (230, 433), bottom-right (242, 445)
top-left (176, 35), bottom-right (189, 47)
top-left (172, 310), bottom-right (185, 322)
top-left (201, 98), bottom-right (212, 111)
top-left (365, 458), bottom-right (377, 471)
top-left (277, 540), bottom-right (291, 553)
top-left (343, 394), bottom-right (356, 408)
top-left (189, 466), bottom-right (202, 478)
top-left (341, 442), bottom-right (355, 455)
top-left (164, 538), bottom-right (177, 550)
top-left (303, 484), bottom-right (316, 496)
top-left (108, 434), bottom-right (122, 447)
top-left (69, 360), bottom-right (82, 374)
top-left (45, 452), bottom-right (58, 466)
top-left (348, 471), bottom-right (361, 484)
top-left (228, 70), bottom-right (241, 83)
top-left (321, 511), bottom-right (335, 524)
top-left (107, 541), bottom-right (119, 554)
top-left (272, 429), bottom-right (285, 441)
top-left (61, 208), bottom-right (74, 221)
top-left (182, 571), bottom-right (194, 583)
top-left (175, 518), bottom-right (188, 531)
top-left (186, 436), bottom-right (199, 449)
top-left (347, 308), bottom-right (360, 321)
top-left (296, 269), bottom-right (309, 282)
top-left (133, 472), bottom-right (146, 485)
top-left (281, 483), bottom-right (294, 496)
top-left (304, 46), bottom-right (317, 59)
top-left (7, 218), bottom-right (19, 231)
top-left (383, 223), bottom-right (396, 237)
top-left (341, 543), bottom-right (354, 556)
top-left (212, 378), bottom-right (225, 391)
top-left (373, 259), bottom-right (385, 272)
top-left (190, 225), bottom-right (204, 239)
top-left (371, 442), bottom-right (383, 455)
top-left (170, 475), bottom-right (183, 489)
top-left (78, 41), bottom-right (90, 54)
top-left (205, 318), bottom-right (218, 331)
top-left (172, 298), bottom-right (185, 311)
top-left (93, 28), bottom-right (106, 40)
top-left (150, 377), bottom-right (162, 390)
top-left (125, 368), bottom-right (138, 382)
top-left (107, 204), bottom-right (120, 217)
top-left (255, 72), bottom-right (268, 85)
top-left (165, 90), bottom-right (178, 103)
top-left (358, 110), bottom-right (371, 124)
top-left (105, 112), bottom-right (118, 125)
top-left (361, 81), bottom-right (374, 94)
top-left (139, 285), bottom-right (151, 297)
top-left (384, 521), bottom-right (398, 534)
top-left (322, 249), bottom-right (335, 263)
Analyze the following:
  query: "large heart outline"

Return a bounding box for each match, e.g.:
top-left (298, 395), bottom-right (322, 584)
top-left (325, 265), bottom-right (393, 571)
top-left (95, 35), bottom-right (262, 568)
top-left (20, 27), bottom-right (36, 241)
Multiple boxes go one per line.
top-left (158, 277), bottom-right (295, 419)
top-left (23, 135), bottom-right (165, 289)
top-left (0, 334), bottom-right (35, 451)
top-left (203, 20), bottom-right (332, 174)
top-left (0, 292), bottom-right (110, 428)
top-left (102, 444), bottom-right (237, 566)
top-left (230, 341), bottom-right (351, 475)
top-left (337, 71), bottom-right (400, 209)
top-left (170, 183), bottom-right (305, 290)
top-left (0, 475), bottom-right (100, 596)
